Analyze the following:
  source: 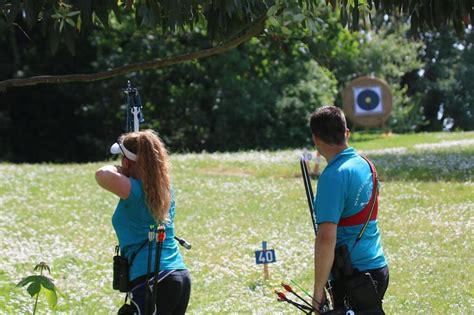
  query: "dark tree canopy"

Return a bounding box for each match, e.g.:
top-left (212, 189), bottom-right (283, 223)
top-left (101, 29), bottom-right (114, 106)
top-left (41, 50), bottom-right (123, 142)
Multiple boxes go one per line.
top-left (0, 0), bottom-right (472, 90)
top-left (2, 1), bottom-right (470, 40)
top-left (1, 1), bottom-right (472, 162)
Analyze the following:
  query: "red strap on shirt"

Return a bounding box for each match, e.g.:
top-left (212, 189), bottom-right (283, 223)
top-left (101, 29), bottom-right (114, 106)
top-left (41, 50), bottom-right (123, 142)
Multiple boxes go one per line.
top-left (338, 156), bottom-right (378, 227)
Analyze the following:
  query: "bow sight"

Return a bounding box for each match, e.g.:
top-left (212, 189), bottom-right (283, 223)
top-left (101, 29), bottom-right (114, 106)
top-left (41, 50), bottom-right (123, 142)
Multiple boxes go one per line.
top-left (123, 80), bottom-right (144, 133)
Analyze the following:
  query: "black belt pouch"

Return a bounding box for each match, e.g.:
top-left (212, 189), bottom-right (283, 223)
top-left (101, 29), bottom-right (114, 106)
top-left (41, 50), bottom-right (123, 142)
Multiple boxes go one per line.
top-left (113, 255), bottom-right (130, 292)
top-left (344, 272), bottom-right (382, 312)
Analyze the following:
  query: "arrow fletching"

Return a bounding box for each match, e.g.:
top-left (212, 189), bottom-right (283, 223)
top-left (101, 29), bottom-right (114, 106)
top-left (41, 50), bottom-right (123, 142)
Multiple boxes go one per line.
top-left (281, 282), bottom-right (293, 293)
top-left (274, 290), bottom-right (287, 301)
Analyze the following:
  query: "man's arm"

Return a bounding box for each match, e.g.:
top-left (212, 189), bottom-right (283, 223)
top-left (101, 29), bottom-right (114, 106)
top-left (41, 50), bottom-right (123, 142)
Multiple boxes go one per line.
top-left (313, 222), bottom-right (337, 310)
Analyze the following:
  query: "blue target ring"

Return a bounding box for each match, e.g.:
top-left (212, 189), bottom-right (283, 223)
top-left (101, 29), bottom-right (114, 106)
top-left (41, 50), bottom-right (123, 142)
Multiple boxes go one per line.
top-left (357, 89), bottom-right (380, 111)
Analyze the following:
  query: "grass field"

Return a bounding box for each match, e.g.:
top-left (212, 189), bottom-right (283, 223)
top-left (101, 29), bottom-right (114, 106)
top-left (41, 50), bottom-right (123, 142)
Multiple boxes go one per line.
top-left (0, 131), bottom-right (473, 314)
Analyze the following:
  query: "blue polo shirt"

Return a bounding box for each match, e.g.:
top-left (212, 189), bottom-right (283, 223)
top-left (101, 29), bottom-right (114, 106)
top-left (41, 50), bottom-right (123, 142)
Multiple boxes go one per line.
top-left (314, 147), bottom-right (386, 271)
top-left (112, 178), bottom-right (186, 281)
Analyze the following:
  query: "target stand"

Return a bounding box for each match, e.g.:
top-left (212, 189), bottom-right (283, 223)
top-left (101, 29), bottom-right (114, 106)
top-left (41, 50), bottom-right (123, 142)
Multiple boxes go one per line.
top-left (342, 76), bottom-right (392, 131)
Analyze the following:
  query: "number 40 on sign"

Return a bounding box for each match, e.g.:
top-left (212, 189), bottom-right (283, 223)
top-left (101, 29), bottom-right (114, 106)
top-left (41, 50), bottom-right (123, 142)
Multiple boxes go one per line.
top-left (255, 241), bottom-right (276, 280)
top-left (255, 248), bottom-right (276, 264)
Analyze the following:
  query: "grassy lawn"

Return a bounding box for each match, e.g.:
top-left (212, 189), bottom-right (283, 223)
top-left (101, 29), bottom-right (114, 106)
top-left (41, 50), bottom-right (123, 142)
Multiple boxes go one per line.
top-left (0, 131), bottom-right (473, 314)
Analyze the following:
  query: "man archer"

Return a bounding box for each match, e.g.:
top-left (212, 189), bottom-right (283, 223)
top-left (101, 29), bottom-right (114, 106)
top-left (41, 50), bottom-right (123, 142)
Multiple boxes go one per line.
top-left (309, 106), bottom-right (389, 314)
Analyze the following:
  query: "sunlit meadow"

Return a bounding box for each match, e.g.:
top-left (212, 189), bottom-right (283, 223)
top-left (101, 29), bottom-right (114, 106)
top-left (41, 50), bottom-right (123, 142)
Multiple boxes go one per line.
top-left (0, 132), bottom-right (473, 314)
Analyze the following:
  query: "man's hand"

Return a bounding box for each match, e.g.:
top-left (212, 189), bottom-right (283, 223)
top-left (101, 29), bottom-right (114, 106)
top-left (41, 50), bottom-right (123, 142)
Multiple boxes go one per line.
top-left (312, 293), bottom-right (323, 313)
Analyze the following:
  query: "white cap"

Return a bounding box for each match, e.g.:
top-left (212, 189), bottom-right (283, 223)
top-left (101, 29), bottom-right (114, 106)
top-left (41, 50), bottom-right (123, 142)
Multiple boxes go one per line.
top-left (110, 141), bottom-right (138, 161)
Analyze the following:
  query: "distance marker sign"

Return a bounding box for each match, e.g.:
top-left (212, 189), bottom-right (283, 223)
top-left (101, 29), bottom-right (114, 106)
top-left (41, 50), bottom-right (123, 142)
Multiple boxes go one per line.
top-left (255, 241), bottom-right (276, 280)
top-left (342, 76), bottom-right (392, 128)
top-left (255, 249), bottom-right (276, 264)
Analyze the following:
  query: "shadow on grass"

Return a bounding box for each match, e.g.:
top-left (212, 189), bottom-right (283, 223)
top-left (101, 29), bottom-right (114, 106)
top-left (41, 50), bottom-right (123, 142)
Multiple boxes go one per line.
top-left (350, 132), bottom-right (386, 143)
top-left (282, 150), bottom-right (473, 182)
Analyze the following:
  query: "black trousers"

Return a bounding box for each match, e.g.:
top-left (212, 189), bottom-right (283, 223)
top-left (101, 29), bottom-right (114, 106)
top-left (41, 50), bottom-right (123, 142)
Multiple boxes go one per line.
top-left (130, 269), bottom-right (191, 315)
top-left (331, 265), bottom-right (389, 312)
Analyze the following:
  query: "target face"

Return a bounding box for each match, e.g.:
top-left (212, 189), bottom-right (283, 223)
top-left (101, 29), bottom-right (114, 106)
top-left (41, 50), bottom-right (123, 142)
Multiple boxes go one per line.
top-left (353, 86), bottom-right (383, 115)
top-left (342, 76), bottom-right (392, 127)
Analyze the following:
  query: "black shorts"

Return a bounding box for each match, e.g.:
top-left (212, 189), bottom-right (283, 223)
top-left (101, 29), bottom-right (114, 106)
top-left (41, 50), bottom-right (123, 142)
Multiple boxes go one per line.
top-left (129, 269), bottom-right (191, 315)
top-left (332, 265), bottom-right (389, 311)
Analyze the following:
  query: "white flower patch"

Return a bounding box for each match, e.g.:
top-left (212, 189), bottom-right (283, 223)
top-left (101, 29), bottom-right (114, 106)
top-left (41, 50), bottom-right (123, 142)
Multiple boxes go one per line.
top-left (413, 139), bottom-right (474, 150)
top-left (174, 150), bottom-right (305, 164)
top-left (362, 147), bottom-right (408, 155)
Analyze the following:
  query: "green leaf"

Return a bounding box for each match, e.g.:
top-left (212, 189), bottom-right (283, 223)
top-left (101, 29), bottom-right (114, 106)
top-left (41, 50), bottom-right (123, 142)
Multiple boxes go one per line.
top-left (281, 26), bottom-right (292, 35)
top-left (27, 281), bottom-right (41, 297)
top-left (267, 4), bottom-right (281, 17)
top-left (293, 13), bottom-right (305, 23)
top-left (267, 16), bottom-right (279, 27)
top-left (110, 0), bottom-right (121, 23)
top-left (17, 275), bottom-right (39, 287)
top-left (39, 276), bottom-right (56, 291)
top-left (76, 15), bottom-right (82, 32)
top-left (43, 288), bottom-right (58, 308)
top-left (307, 19), bottom-right (318, 33)
top-left (66, 11), bottom-right (81, 17)
top-left (65, 18), bottom-right (75, 27)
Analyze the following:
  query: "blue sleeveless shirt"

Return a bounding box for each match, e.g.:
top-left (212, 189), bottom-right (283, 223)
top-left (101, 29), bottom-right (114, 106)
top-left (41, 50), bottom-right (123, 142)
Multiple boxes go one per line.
top-left (112, 178), bottom-right (186, 281)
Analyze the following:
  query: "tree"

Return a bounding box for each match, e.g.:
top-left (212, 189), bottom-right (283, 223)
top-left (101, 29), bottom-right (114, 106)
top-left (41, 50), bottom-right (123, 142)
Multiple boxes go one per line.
top-left (1, 1), bottom-right (472, 162)
top-left (0, 0), bottom-right (472, 90)
top-left (406, 27), bottom-right (474, 131)
top-left (448, 29), bottom-right (474, 130)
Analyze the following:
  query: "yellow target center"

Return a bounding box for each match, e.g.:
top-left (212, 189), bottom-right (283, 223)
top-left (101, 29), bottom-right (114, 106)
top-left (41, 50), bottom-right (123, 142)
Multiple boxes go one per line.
top-left (365, 97), bottom-right (371, 104)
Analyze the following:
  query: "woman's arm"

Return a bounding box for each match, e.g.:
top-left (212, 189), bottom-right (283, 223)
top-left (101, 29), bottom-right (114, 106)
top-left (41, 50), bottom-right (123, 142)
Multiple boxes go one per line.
top-left (95, 165), bottom-right (131, 199)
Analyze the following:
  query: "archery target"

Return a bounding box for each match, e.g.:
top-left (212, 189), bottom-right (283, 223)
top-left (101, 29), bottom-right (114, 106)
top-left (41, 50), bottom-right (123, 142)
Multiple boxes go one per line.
top-left (353, 86), bottom-right (382, 115)
top-left (342, 76), bottom-right (392, 127)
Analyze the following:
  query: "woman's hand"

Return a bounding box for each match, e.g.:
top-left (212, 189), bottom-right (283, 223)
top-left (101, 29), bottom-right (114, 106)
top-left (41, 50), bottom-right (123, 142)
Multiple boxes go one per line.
top-left (115, 165), bottom-right (125, 175)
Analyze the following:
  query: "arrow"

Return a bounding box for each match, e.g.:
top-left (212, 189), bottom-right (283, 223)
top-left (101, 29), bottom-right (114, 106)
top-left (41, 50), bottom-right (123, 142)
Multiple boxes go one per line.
top-left (274, 290), bottom-right (313, 313)
top-left (281, 282), bottom-right (314, 309)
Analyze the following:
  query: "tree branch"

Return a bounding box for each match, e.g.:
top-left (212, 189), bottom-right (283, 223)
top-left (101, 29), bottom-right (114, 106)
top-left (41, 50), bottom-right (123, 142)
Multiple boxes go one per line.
top-left (0, 14), bottom-right (267, 92)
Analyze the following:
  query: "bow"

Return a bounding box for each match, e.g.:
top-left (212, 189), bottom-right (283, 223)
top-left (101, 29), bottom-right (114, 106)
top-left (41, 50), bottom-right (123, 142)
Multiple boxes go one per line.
top-left (274, 156), bottom-right (335, 313)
